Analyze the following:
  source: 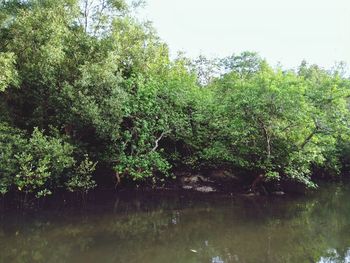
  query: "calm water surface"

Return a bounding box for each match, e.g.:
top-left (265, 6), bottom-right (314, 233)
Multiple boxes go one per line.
top-left (1, 184), bottom-right (350, 263)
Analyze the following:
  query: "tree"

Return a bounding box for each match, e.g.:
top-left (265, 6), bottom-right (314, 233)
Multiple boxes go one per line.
top-left (202, 60), bottom-right (350, 189)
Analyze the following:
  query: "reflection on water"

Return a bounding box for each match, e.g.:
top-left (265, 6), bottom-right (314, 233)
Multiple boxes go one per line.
top-left (1, 184), bottom-right (350, 263)
top-left (318, 249), bottom-right (350, 263)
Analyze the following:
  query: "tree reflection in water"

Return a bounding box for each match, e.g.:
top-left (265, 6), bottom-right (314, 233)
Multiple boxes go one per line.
top-left (318, 248), bottom-right (350, 263)
top-left (0, 183), bottom-right (350, 263)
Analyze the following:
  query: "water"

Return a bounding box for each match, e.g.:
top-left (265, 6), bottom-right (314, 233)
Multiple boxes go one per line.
top-left (1, 184), bottom-right (350, 263)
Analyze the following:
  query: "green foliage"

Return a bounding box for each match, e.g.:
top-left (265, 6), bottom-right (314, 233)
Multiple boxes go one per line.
top-left (14, 152), bottom-right (51, 197)
top-left (265, 171), bottom-right (280, 182)
top-left (66, 155), bottom-right (97, 194)
top-left (0, 126), bottom-right (75, 197)
top-left (0, 52), bottom-right (18, 92)
top-left (115, 151), bottom-right (171, 181)
top-left (221, 51), bottom-right (263, 76)
top-left (199, 60), bottom-right (350, 188)
top-left (28, 128), bottom-right (75, 181)
top-left (0, 0), bottom-right (349, 199)
top-left (0, 122), bottom-right (26, 195)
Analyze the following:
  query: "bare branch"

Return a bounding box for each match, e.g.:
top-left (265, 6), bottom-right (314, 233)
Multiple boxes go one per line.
top-left (151, 130), bottom-right (171, 152)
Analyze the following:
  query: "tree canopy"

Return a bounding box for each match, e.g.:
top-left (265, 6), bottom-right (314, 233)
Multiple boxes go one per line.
top-left (0, 0), bottom-right (349, 201)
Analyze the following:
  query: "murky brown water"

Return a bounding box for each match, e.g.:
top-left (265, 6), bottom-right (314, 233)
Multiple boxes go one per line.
top-left (1, 184), bottom-right (350, 263)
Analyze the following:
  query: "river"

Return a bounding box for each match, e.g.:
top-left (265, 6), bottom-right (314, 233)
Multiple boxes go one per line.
top-left (0, 183), bottom-right (350, 263)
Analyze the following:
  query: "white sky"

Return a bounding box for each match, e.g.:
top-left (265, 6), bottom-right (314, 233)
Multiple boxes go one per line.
top-left (138, 0), bottom-right (350, 70)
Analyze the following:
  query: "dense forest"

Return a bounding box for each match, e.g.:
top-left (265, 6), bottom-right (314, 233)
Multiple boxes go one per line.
top-left (0, 0), bottom-right (350, 202)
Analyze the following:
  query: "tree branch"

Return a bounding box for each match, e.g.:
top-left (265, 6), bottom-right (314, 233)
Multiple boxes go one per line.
top-left (151, 130), bottom-right (170, 152)
top-left (300, 129), bottom-right (316, 150)
top-left (300, 119), bottom-right (320, 150)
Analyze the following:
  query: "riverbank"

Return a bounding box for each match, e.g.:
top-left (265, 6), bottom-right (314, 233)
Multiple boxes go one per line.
top-left (2, 171), bottom-right (347, 211)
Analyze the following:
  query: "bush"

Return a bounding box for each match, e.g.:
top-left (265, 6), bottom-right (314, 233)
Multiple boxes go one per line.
top-left (66, 155), bottom-right (97, 195)
top-left (0, 123), bottom-right (75, 198)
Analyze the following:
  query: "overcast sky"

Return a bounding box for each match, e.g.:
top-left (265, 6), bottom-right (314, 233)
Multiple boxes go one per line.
top-left (138, 0), bottom-right (350, 70)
